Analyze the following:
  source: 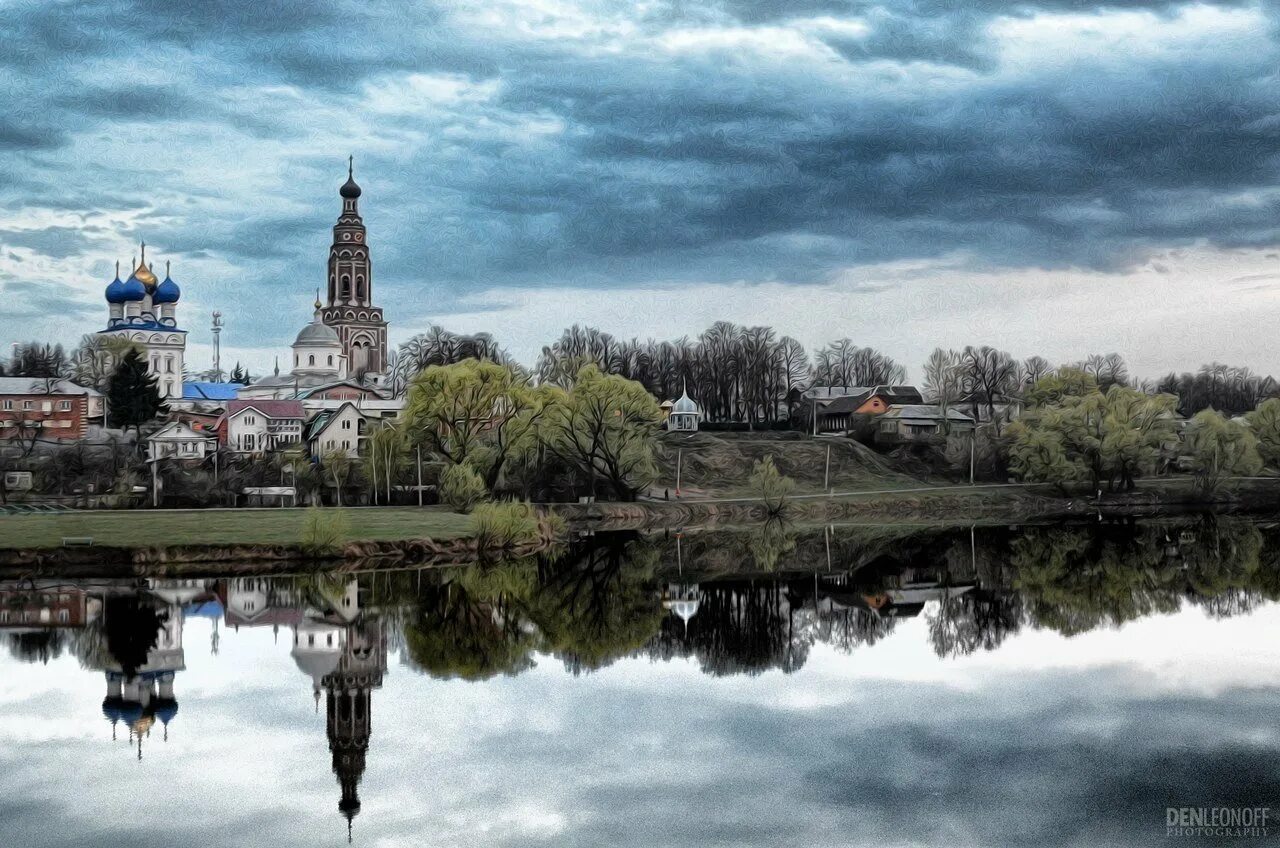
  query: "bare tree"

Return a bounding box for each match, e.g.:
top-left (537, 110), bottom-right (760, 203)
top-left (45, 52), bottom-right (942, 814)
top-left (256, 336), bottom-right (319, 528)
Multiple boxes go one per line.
top-left (958, 346), bottom-right (1017, 422)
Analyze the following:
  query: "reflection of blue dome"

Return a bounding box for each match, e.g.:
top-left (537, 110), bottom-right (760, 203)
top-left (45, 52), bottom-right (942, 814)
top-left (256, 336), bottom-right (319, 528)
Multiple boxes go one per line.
top-left (101, 697), bottom-right (124, 723)
top-left (155, 700), bottom-right (178, 725)
top-left (105, 275), bottom-right (127, 303)
top-left (153, 276), bottom-right (181, 304)
top-left (120, 274), bottom-right (147, 302)
top-left (118, 702), bottom-right (144, 724)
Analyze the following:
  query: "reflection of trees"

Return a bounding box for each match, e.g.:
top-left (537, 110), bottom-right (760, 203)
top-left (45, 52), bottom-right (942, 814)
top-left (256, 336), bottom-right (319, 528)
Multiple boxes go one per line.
top-left (1010, 519), bottom-right (1279, 635)
top-left (399, 537), bottom-right (665, 679)
top-left (530, 539), bottom-right (664, 675)
top-left (5, 629), bottom-right (67, 664)
top-left (647, 581), bottom-right (813, 676)
top-left (103, 595), bottom-right (168, 677)
top-left (384, 518), bottom-right (1280, 679)
top-left (747, 519), bottom-right (797, 572)
top-left (928, 589), bottom-right (1023, 659)
top-left (401, 563), bottom-right (539, 681)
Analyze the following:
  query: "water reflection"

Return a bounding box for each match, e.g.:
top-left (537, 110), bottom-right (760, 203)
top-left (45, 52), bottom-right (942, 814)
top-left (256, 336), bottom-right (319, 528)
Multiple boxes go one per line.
top-left (2, 516), bottom-right (1279, 845)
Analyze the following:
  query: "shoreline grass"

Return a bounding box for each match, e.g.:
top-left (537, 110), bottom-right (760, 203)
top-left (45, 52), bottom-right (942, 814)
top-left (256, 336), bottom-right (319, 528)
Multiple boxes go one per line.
top-left (0, 506), bottom-right (473, 550)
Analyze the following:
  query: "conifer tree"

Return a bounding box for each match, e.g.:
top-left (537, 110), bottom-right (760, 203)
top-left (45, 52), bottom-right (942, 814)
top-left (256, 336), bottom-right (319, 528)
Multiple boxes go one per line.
top-left (106, 349), bottom-right (168, 435)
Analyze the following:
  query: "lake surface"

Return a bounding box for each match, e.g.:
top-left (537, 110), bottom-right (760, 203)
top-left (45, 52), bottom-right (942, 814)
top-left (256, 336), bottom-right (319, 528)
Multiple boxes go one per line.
top-left (3, 519), bottom-right (1279, 847)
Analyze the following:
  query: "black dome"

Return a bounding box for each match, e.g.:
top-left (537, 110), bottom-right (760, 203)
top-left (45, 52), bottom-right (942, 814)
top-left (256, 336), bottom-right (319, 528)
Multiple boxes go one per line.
top-left (340, 176), bottom-right (362, 199)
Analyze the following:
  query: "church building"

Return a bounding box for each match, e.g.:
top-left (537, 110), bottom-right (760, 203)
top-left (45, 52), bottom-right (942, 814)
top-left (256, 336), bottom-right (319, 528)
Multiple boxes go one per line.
top-left (321, 158), bottom-right (388, 382)
top-left (99, 245), bottom-right (186, 399)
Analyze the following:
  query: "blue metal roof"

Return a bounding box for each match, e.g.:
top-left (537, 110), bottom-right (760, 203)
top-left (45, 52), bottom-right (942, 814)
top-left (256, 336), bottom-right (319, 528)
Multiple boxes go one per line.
top-left (182, 381), bottom-right (244, 400)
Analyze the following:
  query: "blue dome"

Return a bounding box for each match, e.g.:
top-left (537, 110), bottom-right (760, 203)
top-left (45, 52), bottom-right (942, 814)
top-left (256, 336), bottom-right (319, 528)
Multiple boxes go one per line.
top-left (105, 275), bottom-right (127, 304)
top-left (153, 276), bottom-right (181, 304)
top-left (120, 274), bottom-right (147, 302)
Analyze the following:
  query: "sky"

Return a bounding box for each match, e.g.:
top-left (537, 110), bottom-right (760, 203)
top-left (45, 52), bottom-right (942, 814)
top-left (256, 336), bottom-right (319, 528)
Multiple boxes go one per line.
top-left (2, 600), bottom-right (1279, 847)
top-left (3, 0), bottom-right (1280, 379)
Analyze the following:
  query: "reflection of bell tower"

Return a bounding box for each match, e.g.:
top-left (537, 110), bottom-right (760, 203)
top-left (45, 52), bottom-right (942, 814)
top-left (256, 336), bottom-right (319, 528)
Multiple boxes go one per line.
top-left (323, 616), bottom-right (386, 841)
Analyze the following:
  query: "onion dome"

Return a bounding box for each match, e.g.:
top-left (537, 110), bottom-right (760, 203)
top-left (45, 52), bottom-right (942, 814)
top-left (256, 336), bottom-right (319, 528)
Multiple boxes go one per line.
top-left (120, 259), bottom-right (147, 302)
top-left (153, 261), bottom-right (181, 304)
top-left (133, 261), bottom-right (158, 291)
top-left (105, 262), bottom-right (127, 303)
top-left (672, 387), bottom-right (700, 415)
top-left (340, 155), bottom-right (361, 198)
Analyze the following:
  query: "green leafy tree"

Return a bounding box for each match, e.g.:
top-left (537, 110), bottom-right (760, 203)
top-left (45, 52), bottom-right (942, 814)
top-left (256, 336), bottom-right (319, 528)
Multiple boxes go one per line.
top-left (1023, 367), bottom-right (1098, 408)
top-left (404, 359), bottom-right (549, 489)
top-left (106, 349), bottom-right (168, 435)
top-left (544, 365), bottom-right (662, 501)
top-left (364, 421), bottom-right (406, 504)
top-left (70, 334), bottom-right (141, 392)
top-left (321, 448), bottom-right (354, 506)
top-left (1006, 385), bottom-right (1175, 491)
top-left (749, 455), bottom-right (795, 517)
top-left (1184, 409), bottom-right (1262, 497)
top-left (1245, 398), bottom-right (1280, 468)
top-left (440, 463), bottom-right (488, 513)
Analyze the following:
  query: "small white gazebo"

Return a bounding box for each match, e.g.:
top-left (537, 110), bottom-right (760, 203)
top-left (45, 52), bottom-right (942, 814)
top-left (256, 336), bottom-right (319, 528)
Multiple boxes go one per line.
top-left (667, 384), bottom-right (701, 432)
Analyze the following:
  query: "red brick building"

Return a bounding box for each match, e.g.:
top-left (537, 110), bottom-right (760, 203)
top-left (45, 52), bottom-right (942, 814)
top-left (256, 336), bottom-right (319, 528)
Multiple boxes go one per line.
top-left (0, 379), bottom-right (89, 446)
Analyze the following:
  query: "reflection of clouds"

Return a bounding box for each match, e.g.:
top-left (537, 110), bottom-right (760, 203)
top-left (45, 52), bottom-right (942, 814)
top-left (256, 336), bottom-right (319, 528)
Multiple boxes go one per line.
top-left (1, 605), bottom-right (1279, 846)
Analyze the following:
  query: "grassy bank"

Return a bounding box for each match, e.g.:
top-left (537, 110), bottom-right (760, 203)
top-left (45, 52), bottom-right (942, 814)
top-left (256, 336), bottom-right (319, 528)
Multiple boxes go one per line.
top-left (654, 430), bottom-right (920, 497)
top-left (0, 506), bottom-right (473, 550)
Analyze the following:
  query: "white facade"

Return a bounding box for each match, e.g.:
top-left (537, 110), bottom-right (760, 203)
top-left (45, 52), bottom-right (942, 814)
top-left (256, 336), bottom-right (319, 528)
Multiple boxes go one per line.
top-left (225, 406), bottom-right (304, 453)
top-left (307, 402), bottom-right (369, 459)
top-left (146, 421), bottom-right (215, 462)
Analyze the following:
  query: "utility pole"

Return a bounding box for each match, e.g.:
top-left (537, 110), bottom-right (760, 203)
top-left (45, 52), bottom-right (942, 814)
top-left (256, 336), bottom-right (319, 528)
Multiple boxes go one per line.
top-left (151, 459), bottom-right (159, 508)
top-left (969, 430), bottom-right (976, 486)
top-left (824, 443), bottom-right (831, 493)
top-left (416, 445), bottom-right (423, 507)
top-left (675, 448), bottom-right (682, 497)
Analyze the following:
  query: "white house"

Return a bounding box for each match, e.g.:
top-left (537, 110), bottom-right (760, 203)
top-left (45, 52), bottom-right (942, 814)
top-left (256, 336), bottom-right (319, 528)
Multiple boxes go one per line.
top-left (146, 421), bottom-right (216, 462)
top-left (220, 400), bottom-right (305, 453)
top-left (304, 401), bottom-right (369, 459)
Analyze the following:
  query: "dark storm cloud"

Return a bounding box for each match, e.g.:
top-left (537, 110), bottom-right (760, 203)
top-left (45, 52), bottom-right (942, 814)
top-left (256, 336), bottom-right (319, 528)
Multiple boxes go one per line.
top-left (3, 0), bottom-right (1280, 351)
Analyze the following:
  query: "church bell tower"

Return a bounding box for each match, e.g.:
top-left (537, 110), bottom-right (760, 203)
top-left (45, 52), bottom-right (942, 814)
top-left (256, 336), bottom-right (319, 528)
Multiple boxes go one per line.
top-left (322, 158), bottom-right (388, 381)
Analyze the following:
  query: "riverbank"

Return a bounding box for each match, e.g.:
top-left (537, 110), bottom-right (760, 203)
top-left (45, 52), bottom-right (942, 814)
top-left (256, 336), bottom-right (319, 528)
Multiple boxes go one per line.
top-left (553, 476), bottom-right (1280, 530)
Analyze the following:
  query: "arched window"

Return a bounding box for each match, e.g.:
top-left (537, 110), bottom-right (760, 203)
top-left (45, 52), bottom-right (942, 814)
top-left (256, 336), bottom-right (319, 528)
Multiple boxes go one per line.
top-left (340, 275), bottom-right (351, 300)
top-left (308, 355), bottom-right (315, 365)
top-left (328, 355), bottom-right (333, 366)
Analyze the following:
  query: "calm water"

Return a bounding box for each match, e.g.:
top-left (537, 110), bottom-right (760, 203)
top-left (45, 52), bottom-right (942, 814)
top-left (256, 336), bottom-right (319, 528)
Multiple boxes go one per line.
top-left (3, 520), bottom-right (1280, 847)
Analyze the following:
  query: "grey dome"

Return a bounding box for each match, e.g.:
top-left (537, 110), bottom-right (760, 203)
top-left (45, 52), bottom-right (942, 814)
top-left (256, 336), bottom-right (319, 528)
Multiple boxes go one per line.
top-left (294, 320), bottom-right (340, 346)
top-left (672, 389), bottom-right (699, 414)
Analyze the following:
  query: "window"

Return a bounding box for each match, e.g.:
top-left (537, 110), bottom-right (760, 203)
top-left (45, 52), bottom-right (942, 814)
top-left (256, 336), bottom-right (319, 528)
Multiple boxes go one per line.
top-left (57, 609), bottom-right (69, 623)
top-left (59, 400), bottom-right (72, 411)
top-left (328, 355), bottom-right (333, 366)
top-left (22, 401), bottom-right (33, 410)
top-left (2, 400), bottom-right (10, 410)
top-left (309, 355), bottom-right (315, 366)
top-left (342, 419), bottom-right (351, 430)
top-left (308, 634), bottom-right (315, 647)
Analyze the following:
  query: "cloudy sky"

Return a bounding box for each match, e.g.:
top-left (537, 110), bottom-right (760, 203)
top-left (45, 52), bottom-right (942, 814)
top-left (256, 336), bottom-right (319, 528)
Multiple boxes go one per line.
top-left (4, 0), bottom-right (1280, 378)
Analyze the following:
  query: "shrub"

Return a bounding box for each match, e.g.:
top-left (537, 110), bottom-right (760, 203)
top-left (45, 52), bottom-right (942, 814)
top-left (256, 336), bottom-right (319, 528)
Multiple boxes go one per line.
top-left (301, 507), bottom-right (349, 554)
top-left (440, 463), bottom-right (488, 512)
top-left (749, 455), bottom-right (796, 516)
top-left (472, 501), bottom-right (543, 550)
